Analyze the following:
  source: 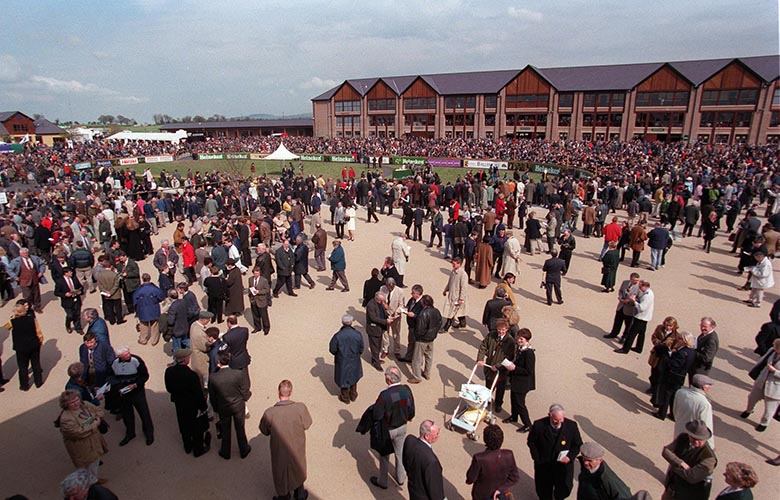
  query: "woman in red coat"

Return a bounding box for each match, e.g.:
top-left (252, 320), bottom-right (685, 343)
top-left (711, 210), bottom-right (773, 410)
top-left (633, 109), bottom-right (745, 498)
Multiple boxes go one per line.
top-left (181, 236), bottom-right (197, 285)
top-left (466, 424), bottom-right (519, 500)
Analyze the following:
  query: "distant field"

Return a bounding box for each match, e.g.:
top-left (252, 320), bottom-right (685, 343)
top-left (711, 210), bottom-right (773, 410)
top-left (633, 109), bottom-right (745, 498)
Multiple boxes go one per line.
top-left (139, 159), bottom-right (474, 184)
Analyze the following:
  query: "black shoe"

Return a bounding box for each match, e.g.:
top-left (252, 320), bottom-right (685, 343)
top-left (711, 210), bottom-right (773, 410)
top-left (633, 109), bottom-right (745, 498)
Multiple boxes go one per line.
top-left (0, 378), bottom-right (8, 386)
top-left (603, 334), bottom-right (617, 339)
top-left (251, 329), bottom-right (260, 334)
top-left (614, 348), bottom-right (628, 354)
top-left (370, 477), bottom-right (388, 490)
top-left (240, 445), bottom-right (252, 459)
top-left (756, 424), bottom-right (767, 432)
top-left (652, 412), bottom-right (665, 421)
top-left (516, 426), bottom-right (530, 433)
top-left (397, 357), bottom-right (412, 363)
top-left (119, 435), bottom-right (136, 447)
top-left (493, 406), bottom-right (503, 414)
top-left (20, 385), bottom-right (30, 391)
top-left (740, 411), bottom-right (752, 419)
top-left (502, 417), bottom-right (517, 424)
top-left (218, 450), bottom-right (230, 460)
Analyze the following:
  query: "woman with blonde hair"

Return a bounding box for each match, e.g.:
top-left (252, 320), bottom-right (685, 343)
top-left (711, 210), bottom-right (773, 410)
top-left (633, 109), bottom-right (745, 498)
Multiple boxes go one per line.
top-left (653, 330), bottom-right (696, 420)
top-left (56, 389), bottom-right (108, 480)
top-left (6, 300), bottom-right (44, 391)
top-left (716, 462), bottom-right (758, 498)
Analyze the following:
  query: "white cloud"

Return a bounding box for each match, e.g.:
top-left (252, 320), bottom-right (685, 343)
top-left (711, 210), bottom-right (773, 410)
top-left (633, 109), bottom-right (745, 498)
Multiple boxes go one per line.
top-left (29, 75), bottom-right (147, 103)
top-left (507, 7), bottom-right (544, 22)
top-left (0, 55), bottom-right (22, 82)
top-left (299, 76), bottom-right (338, 90)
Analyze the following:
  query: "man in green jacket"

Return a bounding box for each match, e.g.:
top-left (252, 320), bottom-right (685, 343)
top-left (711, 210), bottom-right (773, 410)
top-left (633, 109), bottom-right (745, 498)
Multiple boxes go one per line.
top-left (577, 441), bottom-right (631, 500)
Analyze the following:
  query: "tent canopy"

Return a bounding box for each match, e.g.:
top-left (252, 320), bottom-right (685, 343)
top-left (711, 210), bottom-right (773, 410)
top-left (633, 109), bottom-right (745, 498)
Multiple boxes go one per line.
top-left (264, 142), bottom-right (299, 160)
top-left (106, 129), bottom-right (188, 144)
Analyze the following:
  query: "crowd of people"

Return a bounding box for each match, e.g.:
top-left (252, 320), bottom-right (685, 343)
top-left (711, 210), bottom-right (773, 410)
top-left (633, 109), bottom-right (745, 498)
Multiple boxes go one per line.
top-left (0, 134), bottom-right (778, 500)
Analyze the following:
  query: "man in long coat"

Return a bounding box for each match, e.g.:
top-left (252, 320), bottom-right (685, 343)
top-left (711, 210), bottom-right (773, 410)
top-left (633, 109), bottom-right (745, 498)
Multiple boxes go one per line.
top-left (224, 259), bottom-right (244, 316)
top-left (328, 314), bottom-right (364, 403)
top-left (165, 348), bottom-right (210, 457)
top-left (441, 257), bottom-right (468, 332)
top-left (259, 380), bottom-right (313, 500)
top-left (474, 236), bottom-right (494, 288)
top-left (501, 232), bottom-right (522, 278)
top-left (391, 235), bottom-right (411, 288)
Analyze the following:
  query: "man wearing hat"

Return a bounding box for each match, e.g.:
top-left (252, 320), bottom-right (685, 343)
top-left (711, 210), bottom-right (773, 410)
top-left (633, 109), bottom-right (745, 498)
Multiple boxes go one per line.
top-left (164, 348), bottom-right (211, 457)
top-left (328, 314), bottom-right (364, 404)
top-left (672, 375), bottom-right (715, 449)
top-left (527, 403), bottom-right (583, 500)
top-left (577, 442), bottom-right (631, 500)
top-left (662, 420), bottom-right (717, 500)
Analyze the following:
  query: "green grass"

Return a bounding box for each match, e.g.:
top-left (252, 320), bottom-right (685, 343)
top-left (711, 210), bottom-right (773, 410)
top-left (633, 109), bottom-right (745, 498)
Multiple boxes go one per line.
top-left (138, 159), bottom-right (472, 184)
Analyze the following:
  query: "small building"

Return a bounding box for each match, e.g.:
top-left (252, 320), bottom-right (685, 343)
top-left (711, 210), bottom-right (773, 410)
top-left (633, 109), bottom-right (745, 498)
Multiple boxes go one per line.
top-left (160, 118), bottom-right (313, 139)
top-left (0, 111), bottom-right (35, 142)
top-left (34, 118), bottom-right (68, 146)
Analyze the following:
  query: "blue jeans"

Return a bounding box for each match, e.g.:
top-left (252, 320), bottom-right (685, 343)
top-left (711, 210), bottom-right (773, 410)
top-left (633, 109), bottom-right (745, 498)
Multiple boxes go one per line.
top-left (172, 336), bottom-right (190, 353)
top-left (599, 242), bottom-right (610, 260)
top-left (444, 238), bottom-right (453, 259)
top-left (650, 248), bottom-right (663, 269)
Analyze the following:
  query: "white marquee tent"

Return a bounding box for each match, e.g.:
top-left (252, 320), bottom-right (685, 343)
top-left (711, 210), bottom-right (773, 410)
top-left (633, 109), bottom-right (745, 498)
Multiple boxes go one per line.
top-left (263, 142), bottom-right (299, 160)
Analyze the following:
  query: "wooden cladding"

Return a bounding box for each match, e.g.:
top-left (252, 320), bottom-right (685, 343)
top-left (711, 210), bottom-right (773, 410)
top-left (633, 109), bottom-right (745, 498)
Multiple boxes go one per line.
top-left (403, 78), bottom-right (437, 98)
top-left (703, 61), bottom-right (761, 89)
top-left (505, 68), bottom-right (550, 96)
top-left (366, 80), bottom-right (396, 99)
top-left (334, 83), bottom-right (361, 101)
top-left (637, 65), bottom-right (692, 91)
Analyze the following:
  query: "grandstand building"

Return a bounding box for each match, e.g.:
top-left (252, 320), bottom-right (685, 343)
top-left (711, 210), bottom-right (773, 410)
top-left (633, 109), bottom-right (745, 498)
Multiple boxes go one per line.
top-left (311, 55), bottom-right (780, 146)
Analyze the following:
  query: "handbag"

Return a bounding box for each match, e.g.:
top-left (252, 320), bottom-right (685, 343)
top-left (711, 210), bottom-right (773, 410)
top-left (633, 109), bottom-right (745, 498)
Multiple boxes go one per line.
top-left (98, 419), bottom-right (110, 434)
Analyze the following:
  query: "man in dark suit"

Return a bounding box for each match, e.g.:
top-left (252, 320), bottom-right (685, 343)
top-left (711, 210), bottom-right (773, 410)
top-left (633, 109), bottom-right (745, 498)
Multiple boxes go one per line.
top-left (477, 319), bottom-right (517, 414)
top-left (527, 403), bottom-right (583, 500)
top-left (247, 267), bottom-right (272, 335)
top-left (208, 348), bottom-right (251, 460)
top-left (153, 240), bottom-right (179, 280)
top-left (165, 348), bottom-right (211, 457)
top-left (223, 315), bottom-right (252, 394)
top-left (167, 290), bottom-right (191, 353)
top-left (54, 267), bottom-right (84, 334)
top-left (402, 420), bottom-right (445, 500)
top-left (366, 291), bottom-right (391, 371)
top-left (542, 250), bottom-right (567, 306)
top-left (481, 287), bottom-right (512, 332)
top-left (272, 239), bottom-right (296, 297)
top-left (399, 284), bottom-right (424, 362)
top-left (293, 234), bottom-right (315, 290)
top-left (691, 317), bottom-right (719, 382)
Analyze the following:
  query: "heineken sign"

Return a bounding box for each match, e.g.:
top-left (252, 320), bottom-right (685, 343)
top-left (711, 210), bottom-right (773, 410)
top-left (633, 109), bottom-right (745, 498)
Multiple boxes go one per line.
top-left (198, 153), bottom-right (224, 160)
top-left (392, 156), bottom-right (427, 166)
top-left (330, 155), bottom-right (355, 162)
top-left (532, 164), bottom-right (562, 176)
top-left (300, 154), bottom-right (324, 161)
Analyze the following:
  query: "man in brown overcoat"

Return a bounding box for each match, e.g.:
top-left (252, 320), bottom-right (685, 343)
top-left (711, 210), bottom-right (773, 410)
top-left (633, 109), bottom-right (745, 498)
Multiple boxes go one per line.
top-left (259, 379), bottom-right (313, 500)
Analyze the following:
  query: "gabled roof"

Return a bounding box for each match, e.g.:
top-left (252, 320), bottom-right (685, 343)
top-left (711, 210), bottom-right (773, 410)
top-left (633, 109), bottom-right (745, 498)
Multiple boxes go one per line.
top-left (380, 76), bottom-right (417, 95)
top-left (0, 124), bottom-right (8, 136)
top-left (0, 111), bottom-right (34, 123)
top-left (160, 119), bottom-right (313, 131)
top-left (420, 69), bottom-right (520, 95)
top-left (537, 62), bottom-right (664, 91)
top-left (667, 58), bottom-right (736, 86)
top-left (738, 55), bottom-right (780, 83)
top-left (34, 118), bottom-right (66, 135)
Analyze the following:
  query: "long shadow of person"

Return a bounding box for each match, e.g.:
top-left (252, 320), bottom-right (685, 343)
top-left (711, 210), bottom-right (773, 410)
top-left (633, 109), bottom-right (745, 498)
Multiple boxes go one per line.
top-left (309, 356), bottom-right (338, 396)
top-left (575, 414), bottom-right (667, 482)
top-left (40, 338), bottom-right (62, 385)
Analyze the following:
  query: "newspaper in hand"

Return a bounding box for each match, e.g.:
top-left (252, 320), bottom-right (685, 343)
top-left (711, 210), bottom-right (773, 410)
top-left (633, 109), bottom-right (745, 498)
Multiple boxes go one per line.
top-left (95, 383), bottom-right (111, 398)
top-left (500, 358), bottom-right (514, 368)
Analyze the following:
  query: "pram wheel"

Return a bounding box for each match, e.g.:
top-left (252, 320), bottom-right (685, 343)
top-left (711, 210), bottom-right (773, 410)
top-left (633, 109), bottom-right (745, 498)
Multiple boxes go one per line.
top-left (445, 421), bottom-right (453, 431)
top-left (467, 432), bottom-right (479, 442)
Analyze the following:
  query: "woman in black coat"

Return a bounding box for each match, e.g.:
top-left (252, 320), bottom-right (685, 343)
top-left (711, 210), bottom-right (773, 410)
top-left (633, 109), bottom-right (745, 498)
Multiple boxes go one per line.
top-left (715, 461), bottom-right (758, 499)
top-left (504, 328), bottom-right (535, 432)
top-left (524, 212), bottom-right (543, 254)
top-left (7, 300), bottom-right (43, 390)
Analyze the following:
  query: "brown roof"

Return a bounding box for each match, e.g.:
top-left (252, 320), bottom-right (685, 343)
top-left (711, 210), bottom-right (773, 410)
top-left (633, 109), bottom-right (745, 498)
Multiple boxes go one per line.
top-left (34, 118), bottom-right (66, 135)
top-left (312, 55), bottom-right (780, 100)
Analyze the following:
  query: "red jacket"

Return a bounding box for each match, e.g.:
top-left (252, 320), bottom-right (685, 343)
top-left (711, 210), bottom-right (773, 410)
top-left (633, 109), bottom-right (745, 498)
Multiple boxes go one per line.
top-left (181, 241), bottom-right (196, 267)
top-left (603, 222), bottom-right (622, 242)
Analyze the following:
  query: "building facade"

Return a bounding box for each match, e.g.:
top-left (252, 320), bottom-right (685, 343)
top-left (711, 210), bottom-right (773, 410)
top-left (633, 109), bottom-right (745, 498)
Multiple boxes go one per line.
top-left (311, 55), bottom-right (780, 146)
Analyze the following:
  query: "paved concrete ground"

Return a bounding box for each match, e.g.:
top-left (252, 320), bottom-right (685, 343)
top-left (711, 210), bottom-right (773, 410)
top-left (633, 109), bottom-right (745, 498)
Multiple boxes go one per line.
top-left (0, 208), bottom-right (777, 499)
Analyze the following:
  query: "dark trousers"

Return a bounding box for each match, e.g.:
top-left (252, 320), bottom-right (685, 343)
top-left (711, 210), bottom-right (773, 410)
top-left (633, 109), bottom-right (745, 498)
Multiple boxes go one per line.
top-left (276, 485), bottom-right (308, 500)
top-left (273, 275), bottom-right (294, 295)
top-left (630, 250), bottom-right (641, 267)
top-left (294, 272), bottom-right (315, 288)
top-left (534, 461), bottom-right (574, 500)
top-left (63, 304), bottom-right (83, 332)
top-left (560, 253), bottom-right (572, 275)
top-left (250, 303), bottom-right (270, 333)
top-left (329, 270), bottom-right (349, 290)
top-left (403, 326), bottom-right (416, 359)
top-left (656, 373), bottom-right (686, 419)
top-left (485, 370), bottom-right (507, 411)
top-left (464, 256), bottom-right (474, 278)
top-left (493, 252), bottom-right (503, 277)
top-left (21, 283), bottom-right (41, 310)
top-left (335, 223), bottom-right (345, 239)
top-left (207, 297), bottom-right (224, 323)
top-left (16, 348), bottom-right (42, 389)
top-left (102, 297), bottom-right (124, 324)
top-left (339, 384), bottom-right (358, 402)
top-left (454, 243), bottom-right (464, 259)
top-left (367, 208), bottom-right (379, 223)
top-left (510, 390), bottom-right (532, 427)
top-left (609, 310), bottom-right (632, 338)
top-left (412, 224), bottom-right (422, 241)
top-left (183, 267), bottom-right (197, 285)
top-left (429, 230), bottom-right (442, 247)
top-left (368, 334), bottom-right (383, 366)
top-left (175, 404), bottom-right (208, 455)
top-left (218, 410), bottom-right (249, 458)
top-left (122, 288), bottom-right (135, 314)
top-left (120, 389), bottom-right (154, 440)
top-left (683, 223), bottom-right (695, 237)
top-left (622, 318), bottom-right (648, 353)
top-left (544, 282), bottom-right (562, 304)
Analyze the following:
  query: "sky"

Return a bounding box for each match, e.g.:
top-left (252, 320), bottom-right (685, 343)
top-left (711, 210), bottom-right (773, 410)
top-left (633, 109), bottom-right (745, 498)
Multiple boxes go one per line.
top-left (1, 0), bottom-right (778, 124)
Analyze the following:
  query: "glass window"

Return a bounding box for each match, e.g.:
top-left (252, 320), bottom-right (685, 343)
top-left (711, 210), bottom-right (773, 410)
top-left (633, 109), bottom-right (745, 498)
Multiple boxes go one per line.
top-left (583, 93), bottom-right (596, 107)
top-left (484, 95), bottom-right (497, 109)
top-left (636, 91), bottom-right (689, 107)
top-left (465, 113), bottom-right (475, 126)
top-left (701, 90), bottom-right (718, 106)
top-left (771, 111), bottom-right (780, 127)
top-left (506, 114), bottom-right (516, 126)
top-left (715, 134), bottom-right (730, 144)
top-left (404, 97), bottom-right (436, 110)
top-left (506, 94), bottom-right (549, 108)
top-left (582, 113), bottom-right (594, 126)
top-left (445, 114), bottom-right (454, 126)
top-left (716, 112), bottom-right (734, 127)
top-left (595, 113), bottom-right (609, 126)
top-left (368, 98), bottom-right (396, 111)
top-left (336, 117), bottom-right (343, 127)
top-left (610, 113), bottom-right (623, 126)
top-left (558, 113), bottom-right (571, 126)
top-left (335, 100), bottom-right (360, 112)
top-left (558, 93), bottom-right (573, 108)
top-left (518, 114), bottom-right (535, 125)
top-left (735, 112), bottom-right (752, 127)
top-left (612, 93), bottom-right (625, 107)
top-left (635, 112), bottom-right (647, 127)
top-left (597, 94), bottom-right (610, 107)
top-left (699, 112), bottom-right (715, 127)
top-left (774, 89), bottom-right (780, 107)
top-left (485, 114), bottom-right (496, 126)
top-left (738, 89), bottom-right (758, 105)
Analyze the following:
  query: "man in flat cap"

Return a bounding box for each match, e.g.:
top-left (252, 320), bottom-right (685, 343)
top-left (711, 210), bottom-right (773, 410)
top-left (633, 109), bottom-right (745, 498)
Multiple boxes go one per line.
top-left (164, 348), bottom-right (211, 457)
top-left (672, 374), bottom-right (715, 449)
top-left (661, 419), bottom-right (717, 500)
top-left (577, 441), bottom-right (631, 500)
top-left (328, 314), bottom-right (364, 404)
top-left (110, 345), bottom-right (154, 447)
top-left (527, 403), bottom-right (583, 500)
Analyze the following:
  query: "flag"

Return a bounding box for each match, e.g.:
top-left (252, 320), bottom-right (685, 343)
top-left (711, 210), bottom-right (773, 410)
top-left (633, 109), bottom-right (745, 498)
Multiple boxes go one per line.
top-left (19, 133), bottom-right (30, 144)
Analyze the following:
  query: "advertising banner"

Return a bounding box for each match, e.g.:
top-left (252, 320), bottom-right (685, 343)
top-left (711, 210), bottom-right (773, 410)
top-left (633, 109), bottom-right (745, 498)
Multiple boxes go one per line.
top-left (74, 162), bottom-right (92, 170)
top-left (300, 154), bottom-right (324, 161)
top-left (119, 158), bottom-right (139, 166)
top-left (249, 153), bottom-right (266, 160)
top-left (144, 155), bottom-right (174, 163)
top-left (531, 164), bottom-right (562, 176)
top-left (226, 153), bottom-right (249, 159)
top-left (427, 158), bottom-right (461, 168)
top-left (197, 153), bottom-right (225, 160)
top-left (463, 159), bottom-right (508, 170)
top-left (392, 156), bottom-right (426, 166)
top-left (330, 155), bottom-right (355, 162)
top-left (96, 160), bottom-right (113, 167)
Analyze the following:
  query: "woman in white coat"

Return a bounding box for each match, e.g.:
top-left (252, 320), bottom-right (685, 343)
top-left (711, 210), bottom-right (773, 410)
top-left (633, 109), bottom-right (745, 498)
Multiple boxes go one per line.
top-left (501, 232), bottom-right (522, 279)
top-left (345, 204), bottom-right (357, 241)
top-left (746, 251), bottom-right (774, 307)
top-left (742, 338), bottom-right (780, 431)
top-left (391, 235), bottom-right (411, 285)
